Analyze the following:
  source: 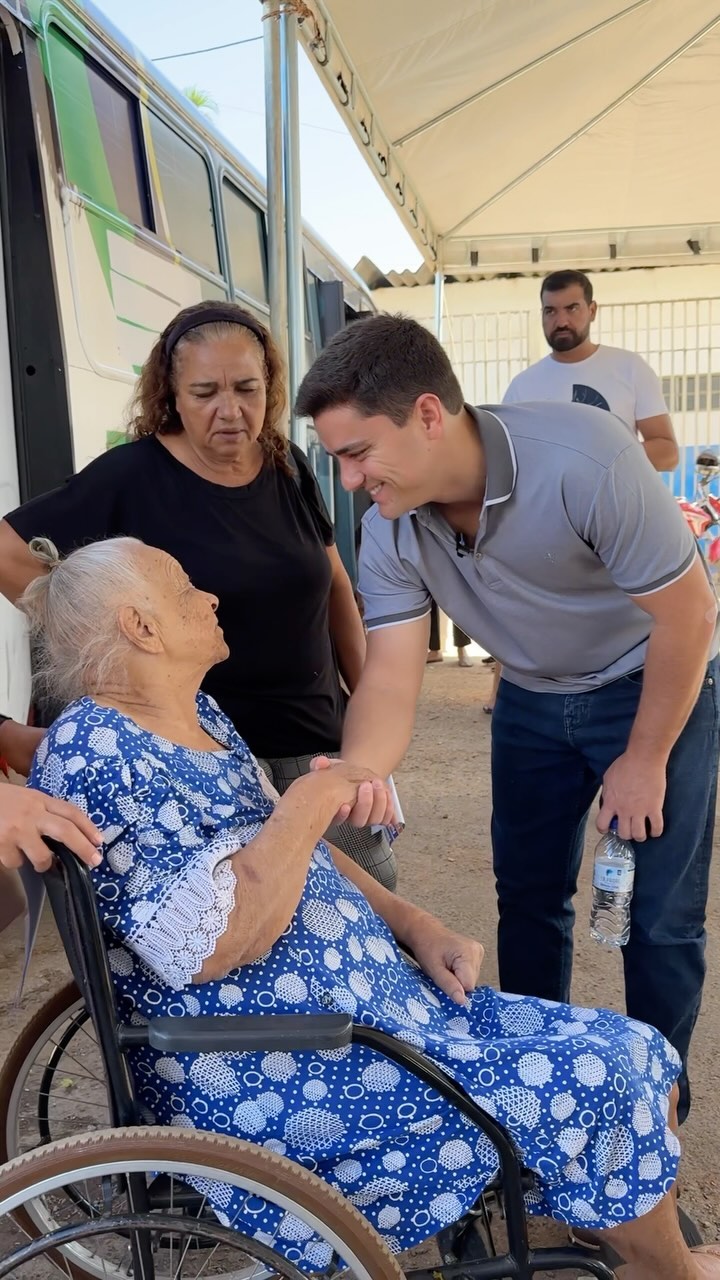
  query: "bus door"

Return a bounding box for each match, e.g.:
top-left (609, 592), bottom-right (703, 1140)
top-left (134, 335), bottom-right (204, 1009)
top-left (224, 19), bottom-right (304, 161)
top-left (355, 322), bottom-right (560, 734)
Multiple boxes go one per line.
top-left (310, 278), bottom-right (364, 582)
top-left (0, 10), bottom-right (73, 721)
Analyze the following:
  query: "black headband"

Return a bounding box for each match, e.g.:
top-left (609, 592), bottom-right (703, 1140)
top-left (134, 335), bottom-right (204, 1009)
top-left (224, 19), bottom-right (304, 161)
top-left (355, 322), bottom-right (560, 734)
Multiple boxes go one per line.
top-left (163, 309), bottom-right (266, 361)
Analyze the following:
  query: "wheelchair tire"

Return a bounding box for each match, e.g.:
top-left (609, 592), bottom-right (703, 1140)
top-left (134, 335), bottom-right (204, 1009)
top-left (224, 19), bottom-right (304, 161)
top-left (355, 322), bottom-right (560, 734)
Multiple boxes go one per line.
top-left (0, 982), bottom-right (111, 1136)
top-left (0, 982), bottom-right (112, 1245)
top-left (0, 1126), bottom-right (405, 1280)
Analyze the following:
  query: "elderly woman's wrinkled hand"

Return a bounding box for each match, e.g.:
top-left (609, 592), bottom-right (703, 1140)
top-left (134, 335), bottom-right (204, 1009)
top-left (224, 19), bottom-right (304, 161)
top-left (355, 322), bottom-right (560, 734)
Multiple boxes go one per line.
top-left (405, 913), bottom-right (485, 1005)
top-left (310, 755), bottom-right (396, 828)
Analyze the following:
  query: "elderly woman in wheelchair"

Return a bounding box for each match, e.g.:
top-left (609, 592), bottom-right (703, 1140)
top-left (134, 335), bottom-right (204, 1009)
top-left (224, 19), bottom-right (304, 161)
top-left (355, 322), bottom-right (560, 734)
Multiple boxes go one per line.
top-left (13, 534), bottom-right (720, 1280)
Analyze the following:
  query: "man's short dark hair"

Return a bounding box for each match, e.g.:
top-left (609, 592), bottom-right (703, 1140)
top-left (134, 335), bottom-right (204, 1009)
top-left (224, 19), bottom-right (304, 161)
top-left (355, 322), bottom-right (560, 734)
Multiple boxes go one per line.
top-left (295, 314), bottom-right (464, 424)
top-left (540, 270), bottom-right (593, 305)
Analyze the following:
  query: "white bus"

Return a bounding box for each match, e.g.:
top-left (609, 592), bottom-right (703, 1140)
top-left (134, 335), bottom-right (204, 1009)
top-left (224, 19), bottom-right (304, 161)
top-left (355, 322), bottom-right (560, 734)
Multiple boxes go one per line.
top-left (0, 0), bottom-right (374, 721)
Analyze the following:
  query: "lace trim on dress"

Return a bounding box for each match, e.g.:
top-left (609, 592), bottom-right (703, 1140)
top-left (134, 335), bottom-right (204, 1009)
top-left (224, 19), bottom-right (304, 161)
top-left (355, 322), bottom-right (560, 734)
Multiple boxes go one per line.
top-left (127, 825), bottom-right (261, 990)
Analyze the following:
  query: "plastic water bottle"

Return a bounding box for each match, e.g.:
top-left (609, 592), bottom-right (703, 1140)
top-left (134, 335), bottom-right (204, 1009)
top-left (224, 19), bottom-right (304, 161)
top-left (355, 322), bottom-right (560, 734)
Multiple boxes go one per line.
top-left (590, 819), bottom-right (635, 947)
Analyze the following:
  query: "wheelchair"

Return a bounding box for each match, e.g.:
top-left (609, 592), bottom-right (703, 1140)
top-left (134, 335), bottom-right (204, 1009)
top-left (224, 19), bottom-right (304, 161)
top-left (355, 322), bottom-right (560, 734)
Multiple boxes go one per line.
top-left (0, 844), bottom-right (688, 1279)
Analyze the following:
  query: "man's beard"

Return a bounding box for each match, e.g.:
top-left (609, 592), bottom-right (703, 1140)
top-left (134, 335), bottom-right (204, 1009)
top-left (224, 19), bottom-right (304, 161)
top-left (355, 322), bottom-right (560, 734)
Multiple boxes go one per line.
top-left (547, 325), bottom-right (590, 352)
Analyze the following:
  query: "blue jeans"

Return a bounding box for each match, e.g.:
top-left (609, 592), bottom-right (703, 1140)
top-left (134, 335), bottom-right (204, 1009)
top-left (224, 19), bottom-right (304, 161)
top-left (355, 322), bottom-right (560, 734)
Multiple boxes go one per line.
top-left (491, 658), bottom-right (720, 1122)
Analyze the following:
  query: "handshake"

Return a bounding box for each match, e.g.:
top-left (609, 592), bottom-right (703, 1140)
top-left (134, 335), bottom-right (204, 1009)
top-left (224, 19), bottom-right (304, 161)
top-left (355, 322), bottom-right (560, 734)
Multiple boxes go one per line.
top-left (307, 756), bottom-right (399, 829)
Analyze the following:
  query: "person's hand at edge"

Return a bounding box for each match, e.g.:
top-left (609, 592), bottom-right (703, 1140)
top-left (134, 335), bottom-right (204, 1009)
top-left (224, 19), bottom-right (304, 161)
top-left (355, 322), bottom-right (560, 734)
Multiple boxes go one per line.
top-left (0, 786), bottom-right (103, 872)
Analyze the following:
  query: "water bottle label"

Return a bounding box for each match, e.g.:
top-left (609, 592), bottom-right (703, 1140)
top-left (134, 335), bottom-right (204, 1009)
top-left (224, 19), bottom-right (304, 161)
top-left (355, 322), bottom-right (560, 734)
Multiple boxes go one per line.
top-left (593, 864), bottom-right (634, 894)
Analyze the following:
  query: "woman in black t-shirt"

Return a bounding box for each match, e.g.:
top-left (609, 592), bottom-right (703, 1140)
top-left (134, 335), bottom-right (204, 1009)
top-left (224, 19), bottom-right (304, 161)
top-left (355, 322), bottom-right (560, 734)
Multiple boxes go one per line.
top-left (0, 301), bottom-right (397, 889)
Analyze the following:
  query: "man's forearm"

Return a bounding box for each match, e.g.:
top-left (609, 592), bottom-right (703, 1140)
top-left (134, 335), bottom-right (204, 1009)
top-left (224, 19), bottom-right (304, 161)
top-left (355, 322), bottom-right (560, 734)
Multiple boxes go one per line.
top-left (642, 438), bottom-right (679, 472)
top-left (341, 683), bottom-right (415, 775)
top-left (628, 617), bottom-right (714, 762)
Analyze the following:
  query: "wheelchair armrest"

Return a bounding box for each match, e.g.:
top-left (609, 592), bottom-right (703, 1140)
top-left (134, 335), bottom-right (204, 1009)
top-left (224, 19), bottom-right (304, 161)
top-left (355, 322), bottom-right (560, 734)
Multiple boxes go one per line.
top-left (118, 1013), bottom-right (353, 1053)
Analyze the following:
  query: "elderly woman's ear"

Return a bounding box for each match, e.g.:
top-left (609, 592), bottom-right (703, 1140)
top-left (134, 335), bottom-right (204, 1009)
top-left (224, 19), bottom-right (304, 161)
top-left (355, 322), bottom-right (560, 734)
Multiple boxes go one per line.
top-left (116, 604), bottom-right (163, 654)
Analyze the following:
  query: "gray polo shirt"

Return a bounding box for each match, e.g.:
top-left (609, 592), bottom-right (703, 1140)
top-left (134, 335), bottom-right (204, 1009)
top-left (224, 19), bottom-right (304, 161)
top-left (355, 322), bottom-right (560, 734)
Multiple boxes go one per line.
top-left (359, 402), bottom-right (709, 693)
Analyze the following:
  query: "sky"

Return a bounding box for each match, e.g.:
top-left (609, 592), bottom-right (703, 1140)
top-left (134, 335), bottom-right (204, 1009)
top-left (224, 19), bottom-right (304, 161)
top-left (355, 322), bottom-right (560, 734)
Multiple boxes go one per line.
top-left (94, 0), bottom-right (423, 275)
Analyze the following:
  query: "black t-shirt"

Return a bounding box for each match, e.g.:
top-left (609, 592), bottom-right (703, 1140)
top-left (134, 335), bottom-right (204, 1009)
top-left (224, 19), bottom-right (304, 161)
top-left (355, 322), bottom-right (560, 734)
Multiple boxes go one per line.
top-left (7, 436), bottom-right (345, 757)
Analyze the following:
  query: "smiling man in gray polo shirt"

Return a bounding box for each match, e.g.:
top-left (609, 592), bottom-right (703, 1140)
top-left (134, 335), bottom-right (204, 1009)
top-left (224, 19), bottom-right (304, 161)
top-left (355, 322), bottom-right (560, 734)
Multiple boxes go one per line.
top-left (296, 314), bottom-right (719, 1123)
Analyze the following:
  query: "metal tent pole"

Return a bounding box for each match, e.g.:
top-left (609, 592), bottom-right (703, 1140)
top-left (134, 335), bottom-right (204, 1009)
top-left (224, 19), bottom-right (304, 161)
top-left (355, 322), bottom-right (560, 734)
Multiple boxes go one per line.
top-left (262, 3), bottom-right (287, 359)
top-left (262, 1), bottom-right (306, 448)
top-left (280, 6), bottom-right (307, 449)
top-left (433, 260), bottom-right (447, 652)
top-left (434, 267), bottom-right (445, 343)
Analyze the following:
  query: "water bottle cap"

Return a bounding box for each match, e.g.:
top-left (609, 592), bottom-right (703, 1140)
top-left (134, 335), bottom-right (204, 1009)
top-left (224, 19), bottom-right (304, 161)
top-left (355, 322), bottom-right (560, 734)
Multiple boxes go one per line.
top-left (609, 817), bottom-right (618, 833)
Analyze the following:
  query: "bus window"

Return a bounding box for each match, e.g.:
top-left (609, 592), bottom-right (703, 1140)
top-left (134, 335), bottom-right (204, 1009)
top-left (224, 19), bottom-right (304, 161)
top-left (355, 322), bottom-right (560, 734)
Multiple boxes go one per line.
top-left (316, 279), bottom-right (346, 344)
top-left (47, 28), bottom-right (152, 230)
top-left (222, 180), bottom-right (267, 304)
top-left (147, 113), bottom-right (220, 275)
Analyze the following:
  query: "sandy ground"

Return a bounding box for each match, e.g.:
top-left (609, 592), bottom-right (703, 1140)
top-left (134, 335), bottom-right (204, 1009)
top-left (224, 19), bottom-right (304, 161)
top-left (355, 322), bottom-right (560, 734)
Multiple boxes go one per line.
top-left (0, 658), bottom-right (718, 1275)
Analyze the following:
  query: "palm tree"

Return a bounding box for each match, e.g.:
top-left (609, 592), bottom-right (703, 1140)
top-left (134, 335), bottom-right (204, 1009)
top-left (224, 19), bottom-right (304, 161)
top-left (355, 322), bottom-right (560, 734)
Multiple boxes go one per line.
top-left (183, 86), bottom-right (218, 115)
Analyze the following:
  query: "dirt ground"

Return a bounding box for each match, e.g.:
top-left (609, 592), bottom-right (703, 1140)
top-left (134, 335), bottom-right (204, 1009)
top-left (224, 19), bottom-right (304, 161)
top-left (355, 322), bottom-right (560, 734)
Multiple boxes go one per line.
top-left (0, 657), bottom-right (718, 1275)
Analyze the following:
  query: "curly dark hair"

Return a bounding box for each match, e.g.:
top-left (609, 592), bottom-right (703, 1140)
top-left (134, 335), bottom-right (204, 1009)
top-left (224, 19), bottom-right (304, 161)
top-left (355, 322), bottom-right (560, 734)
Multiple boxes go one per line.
top-left (129, 301), bottom-right (290, 471)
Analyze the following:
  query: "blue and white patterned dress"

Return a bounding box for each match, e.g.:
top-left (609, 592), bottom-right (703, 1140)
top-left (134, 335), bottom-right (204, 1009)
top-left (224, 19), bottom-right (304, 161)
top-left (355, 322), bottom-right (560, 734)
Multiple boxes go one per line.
top-left (30, 694), bottom-right (681, 1267)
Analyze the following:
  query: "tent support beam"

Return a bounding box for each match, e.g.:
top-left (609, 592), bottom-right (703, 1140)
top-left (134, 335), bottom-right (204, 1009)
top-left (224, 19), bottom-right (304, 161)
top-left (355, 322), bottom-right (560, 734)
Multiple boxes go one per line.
top-left (297, 0), bottom-right (438, 265)
top-left (449, 219), bottom-right (720, 244)
top-left (393, 0), bottom-right (652, 148)
top-left (262, 0), bottom-right (306, 447)
top-left (445, 10), bottom-right (720, 240)
top-left (434, 269), bottom-right (444, 343)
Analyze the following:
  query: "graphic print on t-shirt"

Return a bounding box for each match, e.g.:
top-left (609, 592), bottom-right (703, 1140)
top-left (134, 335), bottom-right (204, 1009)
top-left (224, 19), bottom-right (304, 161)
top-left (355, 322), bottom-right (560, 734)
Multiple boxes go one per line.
top-left (572, 384), bottom-right (610, 412)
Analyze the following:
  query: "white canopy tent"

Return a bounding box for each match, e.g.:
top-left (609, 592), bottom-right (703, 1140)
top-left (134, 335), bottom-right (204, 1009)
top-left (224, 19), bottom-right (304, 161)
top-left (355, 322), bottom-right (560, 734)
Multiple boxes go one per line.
top-left (294, 0), bottom-right (720, 283)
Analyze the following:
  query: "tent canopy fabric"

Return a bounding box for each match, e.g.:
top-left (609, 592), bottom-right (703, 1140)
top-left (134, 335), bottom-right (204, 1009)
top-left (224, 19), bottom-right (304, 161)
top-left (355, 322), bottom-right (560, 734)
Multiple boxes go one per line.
top-left (298, 0), bottom-right (720, 279)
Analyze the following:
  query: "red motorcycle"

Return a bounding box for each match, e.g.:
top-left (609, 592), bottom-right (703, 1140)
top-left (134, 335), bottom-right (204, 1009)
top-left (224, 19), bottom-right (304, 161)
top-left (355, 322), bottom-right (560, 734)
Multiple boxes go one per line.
top-left (678, 451), bottom-right (720, 589)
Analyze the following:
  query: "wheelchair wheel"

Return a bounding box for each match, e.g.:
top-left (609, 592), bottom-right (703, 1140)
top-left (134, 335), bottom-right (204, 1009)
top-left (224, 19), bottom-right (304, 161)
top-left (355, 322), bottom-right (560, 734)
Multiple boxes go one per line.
top-left (0, 977), bottom-right (106, 1162)
top-left (0, 983), bottom-right (107, 1165)
top-left (0, 1126), bottom-right (404, 1280)
top-left (0, 985), bottom-right (109, 1242)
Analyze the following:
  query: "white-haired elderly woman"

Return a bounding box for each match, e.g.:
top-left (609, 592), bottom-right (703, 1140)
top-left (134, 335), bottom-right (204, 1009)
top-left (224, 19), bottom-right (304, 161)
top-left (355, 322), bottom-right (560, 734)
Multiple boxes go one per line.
top-left (21, 537), bottom-right (720, 1279)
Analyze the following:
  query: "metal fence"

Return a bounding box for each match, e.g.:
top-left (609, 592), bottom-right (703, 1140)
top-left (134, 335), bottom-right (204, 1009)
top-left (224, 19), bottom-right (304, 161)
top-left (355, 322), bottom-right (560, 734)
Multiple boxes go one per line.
top-left (421, 296), bottom-right (720, 500)
top-left (436, 310), bottom-right (531, 406)
top-left (595, 298), bottom-right (720, 497)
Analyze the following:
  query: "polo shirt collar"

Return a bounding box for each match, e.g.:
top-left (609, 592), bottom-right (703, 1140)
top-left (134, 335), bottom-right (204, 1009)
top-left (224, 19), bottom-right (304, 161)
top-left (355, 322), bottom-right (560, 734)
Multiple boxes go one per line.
top-left (411, 404), bottom-right (517, 520)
